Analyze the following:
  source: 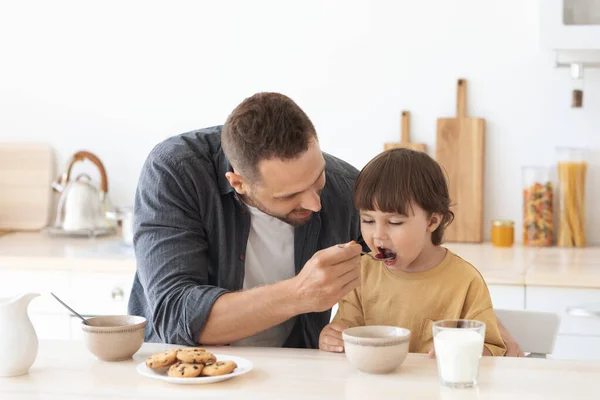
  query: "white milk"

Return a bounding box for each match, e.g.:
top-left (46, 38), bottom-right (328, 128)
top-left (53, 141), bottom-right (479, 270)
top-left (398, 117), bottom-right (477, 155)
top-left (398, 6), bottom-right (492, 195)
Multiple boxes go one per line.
top-left (434, 330), bottom-right (484, 384)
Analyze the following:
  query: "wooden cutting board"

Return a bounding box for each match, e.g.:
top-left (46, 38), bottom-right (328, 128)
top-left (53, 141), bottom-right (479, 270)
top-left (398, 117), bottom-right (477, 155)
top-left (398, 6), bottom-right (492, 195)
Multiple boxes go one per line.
top-left (436, 79), bottom-right (485, 243)
top-left (0, 143), bottom-right (55, 231)
top-left (384, 111), bottom-right (426, 152)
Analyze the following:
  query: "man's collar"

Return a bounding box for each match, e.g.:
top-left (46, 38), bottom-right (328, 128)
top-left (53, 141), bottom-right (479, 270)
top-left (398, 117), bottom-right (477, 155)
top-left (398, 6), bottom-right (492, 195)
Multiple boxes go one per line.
top-left (215, 145), bottom-right (235, 196)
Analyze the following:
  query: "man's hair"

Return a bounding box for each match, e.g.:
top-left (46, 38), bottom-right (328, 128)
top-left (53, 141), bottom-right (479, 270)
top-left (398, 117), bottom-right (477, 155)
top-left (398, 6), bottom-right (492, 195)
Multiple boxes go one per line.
top-left (354, 148), bottom-right (454, 245)
top-left (221, 92), bottom-right (317, 182)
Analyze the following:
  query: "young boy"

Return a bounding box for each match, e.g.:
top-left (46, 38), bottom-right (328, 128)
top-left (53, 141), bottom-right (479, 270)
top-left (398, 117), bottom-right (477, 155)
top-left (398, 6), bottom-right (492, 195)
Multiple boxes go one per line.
top-left (320, 148), bottom-right (506, 356)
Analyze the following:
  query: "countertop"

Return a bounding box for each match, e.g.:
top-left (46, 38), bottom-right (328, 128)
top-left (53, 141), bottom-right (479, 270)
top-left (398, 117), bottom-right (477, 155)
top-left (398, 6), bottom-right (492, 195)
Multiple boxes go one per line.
top-left (2, 340), bottom-right (599, 399)
top-left (446, 242), bottom-right (600, 289)
top-left (0, 231), bottom-right (135, 272)
top-left (0, 232), bottom-right (599, 288)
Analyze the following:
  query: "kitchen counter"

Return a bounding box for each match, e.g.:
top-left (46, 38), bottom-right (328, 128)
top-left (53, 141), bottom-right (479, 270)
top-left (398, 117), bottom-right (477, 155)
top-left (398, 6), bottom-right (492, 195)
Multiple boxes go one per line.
top-left (2, 340), bottom-right (599, 399)
top-left (0, 231), bottom-right (135, 272)
top-left (524, 246), bottom-right (600, 289)
top-left (0, 232), bottom-right (599, 288)
top-left (444, 243), bottom-right (532, 286)
top-left (446, 242), bottom-right (600, 289)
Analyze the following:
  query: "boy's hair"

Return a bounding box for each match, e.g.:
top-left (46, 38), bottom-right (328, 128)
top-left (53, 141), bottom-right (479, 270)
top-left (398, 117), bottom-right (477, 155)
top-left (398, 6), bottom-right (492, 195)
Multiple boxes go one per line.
top-left (221, 92), bottom-right (317, 182)
top-left (354, 148), bottom-right (454, 245)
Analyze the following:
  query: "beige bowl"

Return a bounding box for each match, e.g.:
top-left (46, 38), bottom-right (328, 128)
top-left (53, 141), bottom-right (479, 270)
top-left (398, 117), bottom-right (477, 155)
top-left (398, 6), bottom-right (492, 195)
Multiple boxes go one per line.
top-left (343, 325), bottom-right (411, 374)
top-left (82, 315), bottom-right (147, 362)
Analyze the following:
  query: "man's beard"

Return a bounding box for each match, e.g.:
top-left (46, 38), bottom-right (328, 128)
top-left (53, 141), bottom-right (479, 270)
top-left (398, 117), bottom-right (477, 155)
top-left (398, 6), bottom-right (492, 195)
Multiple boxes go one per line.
top-left (243, 194), bottom-right (314, 227)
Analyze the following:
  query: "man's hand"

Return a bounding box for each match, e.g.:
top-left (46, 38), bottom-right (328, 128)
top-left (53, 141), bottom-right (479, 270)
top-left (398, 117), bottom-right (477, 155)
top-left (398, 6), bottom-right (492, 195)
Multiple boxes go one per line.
top-left (319, 323), bottom-right (347, 353)
top-left (293, 241), bottom-right (362, 314)
top-left (199, 241), bottom-right (360, 345)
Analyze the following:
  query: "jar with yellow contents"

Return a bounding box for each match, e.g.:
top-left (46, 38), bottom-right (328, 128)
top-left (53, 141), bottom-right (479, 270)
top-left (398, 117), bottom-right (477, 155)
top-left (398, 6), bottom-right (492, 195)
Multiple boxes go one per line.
top-left (491, 220), bottom-right (514, 247)
top-left (557, 147), bottom-right (588, 247)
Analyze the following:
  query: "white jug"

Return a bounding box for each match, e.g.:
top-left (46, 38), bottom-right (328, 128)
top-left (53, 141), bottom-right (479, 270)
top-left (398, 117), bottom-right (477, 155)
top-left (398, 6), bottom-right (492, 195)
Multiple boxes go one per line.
top-left (0, 293), bottom-right (40, 377)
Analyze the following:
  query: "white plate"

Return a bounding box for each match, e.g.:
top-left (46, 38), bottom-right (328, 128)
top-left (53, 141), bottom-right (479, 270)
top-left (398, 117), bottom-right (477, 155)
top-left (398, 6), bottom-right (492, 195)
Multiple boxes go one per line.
top-left (136, 354), bottom-right (253, 385)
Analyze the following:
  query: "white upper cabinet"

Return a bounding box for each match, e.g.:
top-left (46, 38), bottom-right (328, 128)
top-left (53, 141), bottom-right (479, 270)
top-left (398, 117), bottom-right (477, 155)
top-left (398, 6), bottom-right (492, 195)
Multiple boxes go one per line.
top-left (541, 0), bottom-right (600, 65)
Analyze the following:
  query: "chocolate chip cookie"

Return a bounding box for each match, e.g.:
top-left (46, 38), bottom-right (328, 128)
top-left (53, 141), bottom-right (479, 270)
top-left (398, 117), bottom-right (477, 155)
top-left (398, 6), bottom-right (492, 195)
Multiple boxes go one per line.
top-left (201, 360), bottom-right (237, 376)
top-left (176, 348), bottom-right (216, 364)
top-left (167, 362), bottom-right (204, 378)
top-left (145, 349), bottom-right (178, 369)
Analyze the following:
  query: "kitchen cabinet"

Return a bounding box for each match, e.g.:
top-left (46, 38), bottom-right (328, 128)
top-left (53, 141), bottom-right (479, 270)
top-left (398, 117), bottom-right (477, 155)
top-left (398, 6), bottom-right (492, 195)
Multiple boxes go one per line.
top-left (489, 285), bottom-right (525, 310)
top-left (541, 0), bottom-right (600, 57)
top-left (1, 267), bottom-right (134, 341)
top-left (550, 336), bottom-right (600, 361)
top-left (0, 269), bottom-right (133, 340)
top-left (526, 286), bottom-right (600, 360)
top-left (68, 271), bottom-right (133, 317)
top-left (0, 233), bottom-right (136, 341)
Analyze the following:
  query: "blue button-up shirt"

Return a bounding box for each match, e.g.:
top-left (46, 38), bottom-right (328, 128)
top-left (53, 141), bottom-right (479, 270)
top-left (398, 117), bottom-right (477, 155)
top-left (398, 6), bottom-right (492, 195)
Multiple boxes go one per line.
top-left (128, 126), bottom-right (362, 348)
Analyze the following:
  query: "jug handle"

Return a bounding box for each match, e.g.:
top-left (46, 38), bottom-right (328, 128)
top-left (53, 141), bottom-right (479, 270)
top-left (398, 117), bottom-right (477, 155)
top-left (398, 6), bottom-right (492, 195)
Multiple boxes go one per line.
top-left (65, 151), bottom-right (109, 193)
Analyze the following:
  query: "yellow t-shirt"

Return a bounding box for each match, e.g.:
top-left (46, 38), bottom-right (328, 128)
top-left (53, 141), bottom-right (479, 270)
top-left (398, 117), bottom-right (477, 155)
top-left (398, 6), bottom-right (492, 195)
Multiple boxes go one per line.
top-left (332, 249), bottom-right (507, 356)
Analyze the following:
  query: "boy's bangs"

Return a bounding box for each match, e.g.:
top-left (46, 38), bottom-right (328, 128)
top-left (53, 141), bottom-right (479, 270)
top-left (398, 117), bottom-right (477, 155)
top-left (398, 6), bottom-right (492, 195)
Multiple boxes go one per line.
top-left (354, 153), bottom-right (413, 216)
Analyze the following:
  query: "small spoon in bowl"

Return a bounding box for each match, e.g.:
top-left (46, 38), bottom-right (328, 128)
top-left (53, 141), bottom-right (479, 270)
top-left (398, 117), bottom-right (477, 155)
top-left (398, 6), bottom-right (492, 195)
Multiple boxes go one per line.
top-left (50, 292), bottom-right (90, 325)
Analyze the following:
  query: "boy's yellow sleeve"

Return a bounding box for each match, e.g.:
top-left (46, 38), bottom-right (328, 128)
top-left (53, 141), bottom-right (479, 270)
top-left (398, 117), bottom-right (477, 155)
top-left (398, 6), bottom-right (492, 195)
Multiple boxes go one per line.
top-left (331, 286), bottom-right (365, 328)
top-left (462, 278), bottom-right (507, 357)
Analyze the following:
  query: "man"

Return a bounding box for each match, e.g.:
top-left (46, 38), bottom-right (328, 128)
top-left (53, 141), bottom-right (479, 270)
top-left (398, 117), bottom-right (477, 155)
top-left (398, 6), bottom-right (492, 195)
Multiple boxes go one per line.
top-left (129, 92), bottom-right (363, 349)
top-left (129, 92), bottom-right (523, 356)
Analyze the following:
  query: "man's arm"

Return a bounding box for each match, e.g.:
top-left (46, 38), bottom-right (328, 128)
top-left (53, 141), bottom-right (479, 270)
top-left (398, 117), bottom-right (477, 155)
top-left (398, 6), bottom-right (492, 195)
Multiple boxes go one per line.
top-left (496, 318), bottom-right (525, 357)
top-left (134, 151), bottom-right (227, 345)
top-left (200, 243), bottom-right (362, 344)
top-left (135, 150), bottom-right (362, 345)
top-left (198, 280), bottom-right (298, 344)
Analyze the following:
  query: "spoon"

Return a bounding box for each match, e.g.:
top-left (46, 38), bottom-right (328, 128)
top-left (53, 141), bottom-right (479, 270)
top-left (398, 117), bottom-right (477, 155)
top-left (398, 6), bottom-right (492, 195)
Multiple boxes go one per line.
top-left (50, 292), bottom-right (90, 325)
top-left (337, 244), bottom-right (395, 262)
top-left (361, 251), bottom-right (395, 261)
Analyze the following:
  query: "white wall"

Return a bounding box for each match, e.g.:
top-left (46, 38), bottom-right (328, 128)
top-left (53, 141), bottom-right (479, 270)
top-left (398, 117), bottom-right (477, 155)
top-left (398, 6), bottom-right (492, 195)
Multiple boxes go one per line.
top-left (1, 0), bottom-right (599, 243)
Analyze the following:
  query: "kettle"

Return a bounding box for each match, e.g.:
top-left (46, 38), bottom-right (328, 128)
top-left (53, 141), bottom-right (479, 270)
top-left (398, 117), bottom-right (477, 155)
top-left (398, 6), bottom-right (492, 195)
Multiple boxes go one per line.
top-left (52, 151), bottom-right (114, 233)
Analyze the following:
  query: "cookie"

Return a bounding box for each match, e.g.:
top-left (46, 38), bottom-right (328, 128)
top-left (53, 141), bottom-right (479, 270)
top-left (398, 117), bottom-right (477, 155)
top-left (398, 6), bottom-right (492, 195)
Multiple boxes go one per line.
top-left (167, 362), bottom-right (204, 378)
top-left (201, 360), bottom-right (237, 376)
top-left (145, 350), bottom-right (178, 369)
top-left (176, 348), bottom-right (216, 364)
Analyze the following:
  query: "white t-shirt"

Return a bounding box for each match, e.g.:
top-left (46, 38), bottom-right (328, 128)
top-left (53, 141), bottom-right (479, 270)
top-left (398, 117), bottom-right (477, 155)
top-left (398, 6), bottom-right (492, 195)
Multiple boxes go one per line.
top-left (231, 203), bottom-right (297, 347)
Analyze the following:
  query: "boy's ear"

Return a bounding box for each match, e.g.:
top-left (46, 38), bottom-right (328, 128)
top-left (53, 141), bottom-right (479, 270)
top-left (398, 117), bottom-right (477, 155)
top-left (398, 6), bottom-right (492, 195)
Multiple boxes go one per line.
top-left (427, 213), bottom-right (443, 233)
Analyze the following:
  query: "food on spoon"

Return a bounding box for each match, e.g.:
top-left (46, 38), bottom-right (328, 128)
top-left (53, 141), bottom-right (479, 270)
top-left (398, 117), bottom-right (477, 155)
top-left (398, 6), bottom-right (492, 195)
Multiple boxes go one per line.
top-left (376, 247), bottom-right (397, 260)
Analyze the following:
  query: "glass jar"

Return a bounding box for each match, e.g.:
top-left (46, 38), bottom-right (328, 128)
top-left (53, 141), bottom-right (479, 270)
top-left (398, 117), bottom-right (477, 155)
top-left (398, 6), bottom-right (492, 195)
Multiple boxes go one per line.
top-left (522, 167), bottom-right (554, 246)
top-left (491, 220), bottom-right (514, 247)
top-left (557, 147), bottom-right (588, 247)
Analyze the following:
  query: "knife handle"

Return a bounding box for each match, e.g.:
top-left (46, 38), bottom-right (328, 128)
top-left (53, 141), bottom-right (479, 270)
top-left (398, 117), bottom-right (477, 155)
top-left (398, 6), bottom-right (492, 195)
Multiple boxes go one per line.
top-left (401, 111), bottom-right (410, 143)
top-left (457, 78), bottom-right (467, 118)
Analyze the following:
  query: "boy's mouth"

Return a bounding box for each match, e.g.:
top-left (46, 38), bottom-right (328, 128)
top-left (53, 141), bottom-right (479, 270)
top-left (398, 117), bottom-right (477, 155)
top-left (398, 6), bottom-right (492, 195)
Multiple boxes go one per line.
top-left (376, 247), bottom-right (397, 262)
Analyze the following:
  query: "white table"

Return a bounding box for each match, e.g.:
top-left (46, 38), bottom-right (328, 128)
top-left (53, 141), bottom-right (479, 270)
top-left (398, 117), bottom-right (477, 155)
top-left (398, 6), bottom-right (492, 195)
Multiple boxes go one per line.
top-left (1, 340), bottom-right (600, 399)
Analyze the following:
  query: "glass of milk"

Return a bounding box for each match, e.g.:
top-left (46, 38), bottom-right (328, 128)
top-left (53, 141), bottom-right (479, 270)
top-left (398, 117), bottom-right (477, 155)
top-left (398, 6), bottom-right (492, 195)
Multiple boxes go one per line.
top-left (433, 319), bottom-right (486, 388)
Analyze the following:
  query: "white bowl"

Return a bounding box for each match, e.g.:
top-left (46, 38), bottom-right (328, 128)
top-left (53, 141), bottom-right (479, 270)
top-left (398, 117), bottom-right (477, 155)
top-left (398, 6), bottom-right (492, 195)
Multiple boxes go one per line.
top-left (82, 315), bottom-right (146, 361)
top-left (343, 325), bottom-right (411, 374)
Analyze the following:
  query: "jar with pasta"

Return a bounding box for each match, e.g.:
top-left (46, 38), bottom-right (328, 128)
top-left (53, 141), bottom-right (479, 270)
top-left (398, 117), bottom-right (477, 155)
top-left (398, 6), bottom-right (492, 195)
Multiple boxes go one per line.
top-left (557, 147), bottom-right (588, 247)
top-left (522, 167), bottom-right (554, 246)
